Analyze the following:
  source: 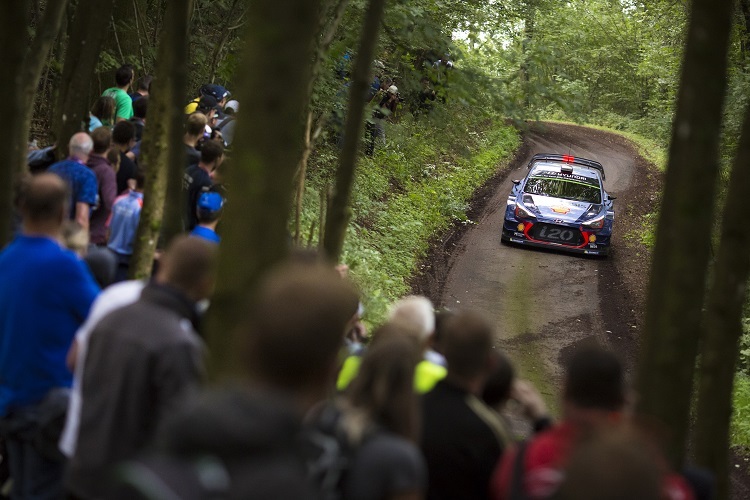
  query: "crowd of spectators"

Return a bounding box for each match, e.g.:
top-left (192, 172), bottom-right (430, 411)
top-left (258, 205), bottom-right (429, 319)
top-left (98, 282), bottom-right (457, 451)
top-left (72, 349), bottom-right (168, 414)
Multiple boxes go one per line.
top-left (0, 62), bottom-right (711, 500)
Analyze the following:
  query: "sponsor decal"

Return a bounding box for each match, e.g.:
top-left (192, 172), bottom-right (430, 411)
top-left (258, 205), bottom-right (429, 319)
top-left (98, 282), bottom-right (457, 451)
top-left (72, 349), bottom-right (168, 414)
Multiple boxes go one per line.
top-left (551, 206), bottom-right (570, 214)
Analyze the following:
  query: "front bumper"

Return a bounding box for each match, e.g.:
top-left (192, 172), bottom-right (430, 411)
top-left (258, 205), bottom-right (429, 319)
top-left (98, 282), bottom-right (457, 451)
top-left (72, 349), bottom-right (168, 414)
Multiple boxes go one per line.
top-left (501, 219), bottom-right (611, 256)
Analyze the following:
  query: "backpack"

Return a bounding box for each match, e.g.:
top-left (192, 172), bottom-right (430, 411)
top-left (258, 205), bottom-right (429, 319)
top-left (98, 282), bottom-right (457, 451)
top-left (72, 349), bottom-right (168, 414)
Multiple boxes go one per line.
top-left (304, 403), bottom-right (358, 500)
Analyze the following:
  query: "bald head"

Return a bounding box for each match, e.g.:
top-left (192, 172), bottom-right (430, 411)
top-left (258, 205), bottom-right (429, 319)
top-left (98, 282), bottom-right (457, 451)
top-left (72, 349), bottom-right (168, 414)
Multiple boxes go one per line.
top-left (21, 173), bottom-right (69, 229)
top-left (157, 236), bottom-right (217, 302)
top-left (69, 132), bottom-right (93, 162)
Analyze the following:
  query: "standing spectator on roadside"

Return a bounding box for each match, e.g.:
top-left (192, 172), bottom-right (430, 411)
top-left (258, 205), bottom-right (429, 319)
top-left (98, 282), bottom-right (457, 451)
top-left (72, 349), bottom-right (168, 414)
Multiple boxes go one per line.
top-left (215, 99), bottom-right (238, 147)
top-left (183, 140), bottom-right (223, 230)
top-left (129, 75), bottom-right (152, 102)
top-left (112, 120), bottom-right (137, 194)
top-left (87, 95), bottom-right (116, 130)
top-left (130, 96), bottom-right (148, 142)
top-left (116, 262), bottom-right (360, 499)
top-left (0, 174), bottom-right (99, 499)
top-left (107, 169), bottom-right (145, 282)
top-left (66, 236), bottom-right (215, 499)
top-left (49, 132), bottom-right (98, 231)
top-left (335, 332), bottom-right (428, 500)
top-left (86, 127), bottom-right (117, 246)
top-left (184, 112), bottom-right (208, 168)
top-left (420, 310), bottom-right (509, 500)
top-left (190, 191), bottom-right (224, 244)
top-left (489, 345), bottom-right (695, 500)
top-left (337, 295), bottom-right (447, 393)
top-left (102, 64), bottom-right (135, 123)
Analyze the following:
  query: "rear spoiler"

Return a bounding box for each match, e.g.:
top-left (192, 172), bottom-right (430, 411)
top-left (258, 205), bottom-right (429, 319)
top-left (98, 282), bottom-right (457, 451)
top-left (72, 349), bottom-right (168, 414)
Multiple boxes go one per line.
top-left (527, 153), bottom-right (606, 181)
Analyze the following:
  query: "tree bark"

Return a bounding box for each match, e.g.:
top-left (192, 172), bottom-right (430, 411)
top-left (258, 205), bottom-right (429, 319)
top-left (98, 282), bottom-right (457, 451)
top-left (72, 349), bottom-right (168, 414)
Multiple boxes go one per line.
top-left (204, 0), bottom-right (322, 381)
top-left (54, 0), bottom-right (117, 156)
top-left (635, 0), bottom-right (734, 467)
top-left (693, 101), bottom-right (750, 499)
top-left (129, 0), bottom-right (193, 279)
top-left (322, 0), bottom-right (387, 262)
top-left (18, 0), bottom-right (69, 169)
top-left (0, 0), bottom-right (30, 246)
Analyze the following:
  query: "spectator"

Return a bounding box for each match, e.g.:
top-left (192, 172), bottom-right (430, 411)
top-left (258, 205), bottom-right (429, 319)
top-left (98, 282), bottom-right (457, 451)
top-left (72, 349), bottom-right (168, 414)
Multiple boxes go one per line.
top-left (112, 120), bottom-right (137, 194)
top-left (117, 262), bottom-right (360, 499)
top-left (336, 331), bottom-right (427, 500)
top-left (130, 96), bottom-right (148, 141)
top-left (365, 85), bottom-right (399, 156)
top-left (129, 75), bottom-right (152, 101)
top-left (48, 132), bottom-right (98, 231)
top-left (184, 113), bottom-right (208, 168)
top-left (102, 64), bottom-right (135, 122)
top-left (215, 99), bottom-right (238, 147)
top-left (86, 127), bottom-right (117, 246)
top-left (87, 95), bottom-right (116, 130)
top-left (183, 139), bottom-right (223, 230)
top-left (337, 295), bottom-right (447, 393)
top-left (420, 310), bottom-right (509, 500)
top-left (184, 83), bottom-right (230, 115)
top-left (0, 173), bottom-right (99, 499)
top-left (195, 95), bottom-right (220, 131)
top-left (489, 345), bottom-right (695, 500)
top-left (59, 279), bottom-right (146, 460)
top-left (190, 191), bottom-right (224, 244)
top-left (66, 236), bottom-right (216, 499)
top-left (107, 169), bottom-right (145, 282)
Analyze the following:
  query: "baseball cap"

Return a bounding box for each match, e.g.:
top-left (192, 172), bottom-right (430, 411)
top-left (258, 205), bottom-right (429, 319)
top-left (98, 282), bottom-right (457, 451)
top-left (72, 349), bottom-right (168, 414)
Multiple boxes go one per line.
top-left (201, 83), bottom-right (230, 101)
top-left (197, 95), bottom-right (219, 113)
top-left (225, 100), bottom-right (239, 113)
top-left (387, 85), bottom-right (398, 95)
top-left (197, 192), bottom-right (224, 213)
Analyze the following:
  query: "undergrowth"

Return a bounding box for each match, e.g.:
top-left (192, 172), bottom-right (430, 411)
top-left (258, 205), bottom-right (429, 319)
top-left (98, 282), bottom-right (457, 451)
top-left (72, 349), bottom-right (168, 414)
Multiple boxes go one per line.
top-left (298, 106), bottom-right (519, 326)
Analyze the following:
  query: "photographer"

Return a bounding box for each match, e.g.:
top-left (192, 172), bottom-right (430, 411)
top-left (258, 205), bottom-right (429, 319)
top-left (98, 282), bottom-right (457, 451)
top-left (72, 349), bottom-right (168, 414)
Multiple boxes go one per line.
top-left (365, 85), bottom-right (400, 156)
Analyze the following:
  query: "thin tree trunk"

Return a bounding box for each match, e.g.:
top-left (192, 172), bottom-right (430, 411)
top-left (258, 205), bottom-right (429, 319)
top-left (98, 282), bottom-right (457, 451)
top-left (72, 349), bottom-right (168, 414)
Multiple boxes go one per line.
top-left (54, 0), bottom-right (117, 156)
top-left (635, 0), bottom-right (734, 467)
top-left (292, 0), bottom-right (348, 245)
top-left (294, 111), bottom-right (314, 244)
top-left (693, 102), bottom-right (750, 499)
top-left (204, 0), bottom-right (322, 381)
top-left (17, 0), bottom-right (69, 171)
top-left (129, 0), bottom-right (193, 279)
top-left (322, 0), bottom-right (387, 262)
top-left (0, 0), bottom-right (30, 246)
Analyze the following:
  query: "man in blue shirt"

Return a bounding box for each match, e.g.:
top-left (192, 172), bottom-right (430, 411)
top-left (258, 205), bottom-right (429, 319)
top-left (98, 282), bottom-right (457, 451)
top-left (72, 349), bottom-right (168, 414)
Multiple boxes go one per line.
top-left (48, 132), bottom-right (98, 231)
top-left (190, 191), bottom-right (223, 244)
top-left (0, 173), bottom-right (100, 499)
top-left (107, 170), bottom-right (145, 282)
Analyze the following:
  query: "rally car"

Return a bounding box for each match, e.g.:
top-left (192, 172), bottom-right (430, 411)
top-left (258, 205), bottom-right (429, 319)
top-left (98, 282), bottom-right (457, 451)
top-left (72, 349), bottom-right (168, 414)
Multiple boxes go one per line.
top-left (501, 154), bottom-right (615, 256)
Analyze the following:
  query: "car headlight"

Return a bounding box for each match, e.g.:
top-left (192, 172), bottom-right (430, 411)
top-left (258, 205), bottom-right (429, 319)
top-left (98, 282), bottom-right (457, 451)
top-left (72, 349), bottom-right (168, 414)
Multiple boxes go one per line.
top-left (582, 215), bottom-right (605, 229)
top-left (514, 203), bottom-right (536, 219)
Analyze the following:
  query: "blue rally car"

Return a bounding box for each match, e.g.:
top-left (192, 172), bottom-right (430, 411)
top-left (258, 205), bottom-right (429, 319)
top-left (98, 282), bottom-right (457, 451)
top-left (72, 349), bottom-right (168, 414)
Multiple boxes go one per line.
top-left (501, 154), bottom-right (615, 256)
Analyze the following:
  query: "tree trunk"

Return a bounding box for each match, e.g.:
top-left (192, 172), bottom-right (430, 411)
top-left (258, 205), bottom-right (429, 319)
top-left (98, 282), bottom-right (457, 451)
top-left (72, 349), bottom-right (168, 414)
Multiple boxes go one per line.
top-left (0, 0), bottom-right (30, 246)
top-left (54, 0), bottom-right (117, 156)
top-left (204, 0), bottom-right (322, 381)
top-left (635, 0), bottom-right (734, 467)
top-left (693, 102), bottom-right (750, 499)
top-left (17, 0), bottom-right (69, 172)
top-left (129, 0), bottom-right (193, 279)
top-left (322, 0), bottom-right (387, 262)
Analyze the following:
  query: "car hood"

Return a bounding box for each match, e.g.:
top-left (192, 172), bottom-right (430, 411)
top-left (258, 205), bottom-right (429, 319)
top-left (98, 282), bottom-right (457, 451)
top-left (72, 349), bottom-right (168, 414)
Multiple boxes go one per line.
top-left (525, 195), bottom-right (593, 223)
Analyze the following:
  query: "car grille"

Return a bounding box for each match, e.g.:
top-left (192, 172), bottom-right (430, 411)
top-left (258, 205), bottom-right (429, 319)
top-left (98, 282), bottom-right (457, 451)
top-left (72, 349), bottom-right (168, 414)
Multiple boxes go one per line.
top-left (528, 223), bottom-right (584, 246)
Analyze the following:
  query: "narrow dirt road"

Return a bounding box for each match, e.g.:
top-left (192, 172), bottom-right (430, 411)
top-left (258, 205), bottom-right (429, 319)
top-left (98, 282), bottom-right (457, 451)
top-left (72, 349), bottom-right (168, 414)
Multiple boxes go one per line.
top-left (414, 121), bottom-right (750, 498)
top-left (438, 122), bottom-right (642, 411)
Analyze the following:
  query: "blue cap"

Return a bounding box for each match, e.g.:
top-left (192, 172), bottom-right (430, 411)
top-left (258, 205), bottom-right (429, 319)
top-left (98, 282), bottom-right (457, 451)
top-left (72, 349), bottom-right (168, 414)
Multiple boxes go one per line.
top-left (201, 83), bottom-right (229, 101)
top-left (197, 192), bottom-right (224, 212)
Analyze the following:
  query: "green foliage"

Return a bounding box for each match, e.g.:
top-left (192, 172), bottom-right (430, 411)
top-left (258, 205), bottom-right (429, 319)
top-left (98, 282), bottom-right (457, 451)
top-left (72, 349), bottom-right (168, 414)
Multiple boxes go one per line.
top-left (732, 371), bottom-right (750, 449)
top-left (299, 106), bottom-right (518, 326)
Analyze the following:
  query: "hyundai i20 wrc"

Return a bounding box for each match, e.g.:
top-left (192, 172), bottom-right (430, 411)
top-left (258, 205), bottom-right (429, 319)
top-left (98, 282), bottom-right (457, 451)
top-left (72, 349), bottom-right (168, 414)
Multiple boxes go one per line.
top-left (501, 154), bottom-right (615, 256)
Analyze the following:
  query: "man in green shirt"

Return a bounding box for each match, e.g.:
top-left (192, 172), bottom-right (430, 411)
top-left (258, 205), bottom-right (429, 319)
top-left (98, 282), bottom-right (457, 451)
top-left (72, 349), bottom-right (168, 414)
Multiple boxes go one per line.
top-left (102, 65), bottom-right (135, 124)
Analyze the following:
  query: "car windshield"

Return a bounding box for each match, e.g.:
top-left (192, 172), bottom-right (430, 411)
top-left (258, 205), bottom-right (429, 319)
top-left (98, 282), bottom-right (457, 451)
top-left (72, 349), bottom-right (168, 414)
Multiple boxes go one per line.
top-left (524, 176), bottom-right (601, 204)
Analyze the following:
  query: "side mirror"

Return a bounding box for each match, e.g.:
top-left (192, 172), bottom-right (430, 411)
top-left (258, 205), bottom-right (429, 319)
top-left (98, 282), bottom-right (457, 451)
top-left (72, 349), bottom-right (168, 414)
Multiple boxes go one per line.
top-left (512, 179), bottom-right (521, 185)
